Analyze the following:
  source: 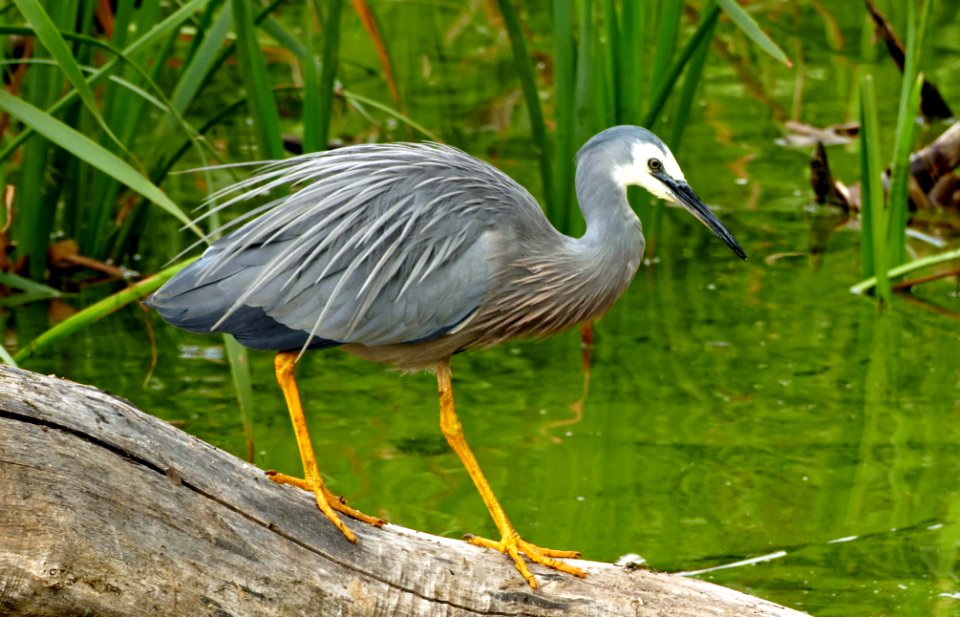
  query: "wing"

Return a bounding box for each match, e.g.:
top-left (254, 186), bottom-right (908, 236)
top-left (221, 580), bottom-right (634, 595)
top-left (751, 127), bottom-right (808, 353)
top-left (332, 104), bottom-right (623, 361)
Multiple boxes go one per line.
top-left (151, 143), bottom-right (546, 351)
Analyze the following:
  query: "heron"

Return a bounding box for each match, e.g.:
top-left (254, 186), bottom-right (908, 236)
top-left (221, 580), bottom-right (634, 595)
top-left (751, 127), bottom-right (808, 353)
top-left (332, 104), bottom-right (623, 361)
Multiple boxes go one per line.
top-left (148, 125), bottom-right (746, 589)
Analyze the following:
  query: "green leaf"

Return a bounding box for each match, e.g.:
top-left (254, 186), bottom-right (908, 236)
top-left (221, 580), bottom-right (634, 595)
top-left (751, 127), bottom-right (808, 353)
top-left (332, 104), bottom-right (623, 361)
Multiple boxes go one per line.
top-left (302, 2), bottom-right (323, 153)
top-left (887, 0), bottom-right (926, 266)
top-left (495, 0), bottom-right (555, 218)
top-left (0, 271), bottom-right (61, 297)
top-left (715, 0), bottom-right (791, 67)
top-left (887, 74), bottom-right (923, 267)
top-left (858, 74), bottom-right (889, 303)
top-left (0, 89), bottom-right (202, 238)
top-left (552, 0), bottom-right (575, 229)
top-left (13, 258), bottom-right (195, 364)
top-left (644, 3), bottom-right (721, 126)
top-left (12, 0), bottom-right (127, 153)
top-left (650, 0), bottom-right (684, 94)
top-left (169, 3), bottom-right (234, 119)
top-left (0, 343), bottom-right (16, 367)
top-left (0, 0), bottom-right (211, 163)
top-left (231, 0), bottom-right (285, 160)
top-left (617, 0), bottom-right (647, 123)
top-left (316, 0), bottom-right (342, 151)
top-left (223, 334), bottom-right (256, 462)
top-left (850, 247), bottom-right (960, 296)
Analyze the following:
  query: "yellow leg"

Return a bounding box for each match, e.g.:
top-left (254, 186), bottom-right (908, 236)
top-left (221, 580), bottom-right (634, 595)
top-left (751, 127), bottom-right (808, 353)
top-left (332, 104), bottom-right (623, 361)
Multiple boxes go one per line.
top-left (270, 351), bottom-right (385, 541)
top-left (436, 361), bottom-right (584, 589)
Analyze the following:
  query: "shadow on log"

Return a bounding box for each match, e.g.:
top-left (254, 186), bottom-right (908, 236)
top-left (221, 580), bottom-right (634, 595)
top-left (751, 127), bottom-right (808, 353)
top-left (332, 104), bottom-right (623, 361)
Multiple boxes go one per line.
top-left (0, 366), bottom-right (807, 616)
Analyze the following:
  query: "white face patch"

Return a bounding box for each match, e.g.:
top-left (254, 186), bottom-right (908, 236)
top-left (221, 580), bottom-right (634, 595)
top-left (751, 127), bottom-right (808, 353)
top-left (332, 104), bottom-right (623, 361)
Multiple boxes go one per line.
top-left (611, 140), bottom-right (686, 204)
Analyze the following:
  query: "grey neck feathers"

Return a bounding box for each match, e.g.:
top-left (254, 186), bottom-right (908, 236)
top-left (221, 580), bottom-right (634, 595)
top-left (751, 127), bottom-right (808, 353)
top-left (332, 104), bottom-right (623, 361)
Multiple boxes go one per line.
top-left (573, 152), bottom-right (645, 275)
top-left (478, 152), bottom-right (647, 341)
top-left (498, 154), bottom-right (646, 335)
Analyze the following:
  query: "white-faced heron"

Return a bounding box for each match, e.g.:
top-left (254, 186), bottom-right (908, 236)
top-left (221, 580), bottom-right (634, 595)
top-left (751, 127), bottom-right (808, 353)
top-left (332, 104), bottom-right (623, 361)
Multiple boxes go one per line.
top-left (148, 125), bottom-right (746, 589)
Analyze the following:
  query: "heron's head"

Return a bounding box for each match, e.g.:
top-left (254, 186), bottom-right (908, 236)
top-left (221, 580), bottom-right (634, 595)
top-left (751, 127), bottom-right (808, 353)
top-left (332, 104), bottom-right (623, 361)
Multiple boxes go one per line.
top-left (579, 126), bottom-right (746, 260)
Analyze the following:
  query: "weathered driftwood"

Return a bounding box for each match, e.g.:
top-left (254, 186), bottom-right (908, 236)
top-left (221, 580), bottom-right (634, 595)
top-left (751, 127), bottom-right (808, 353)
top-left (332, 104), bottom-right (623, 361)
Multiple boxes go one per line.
top-left (0, 366), bottom-right (807, 616)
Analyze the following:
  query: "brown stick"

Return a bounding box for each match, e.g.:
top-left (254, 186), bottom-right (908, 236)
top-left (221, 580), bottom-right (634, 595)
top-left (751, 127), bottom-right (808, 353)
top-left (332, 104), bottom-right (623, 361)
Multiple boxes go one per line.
top-left (864, 0), bottom-right (952, 119)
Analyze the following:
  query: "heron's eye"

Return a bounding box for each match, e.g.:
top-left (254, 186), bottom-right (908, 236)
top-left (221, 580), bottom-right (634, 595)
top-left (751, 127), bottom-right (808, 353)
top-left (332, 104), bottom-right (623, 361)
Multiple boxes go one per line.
top-left (648, 158), bottom-right (662, 171)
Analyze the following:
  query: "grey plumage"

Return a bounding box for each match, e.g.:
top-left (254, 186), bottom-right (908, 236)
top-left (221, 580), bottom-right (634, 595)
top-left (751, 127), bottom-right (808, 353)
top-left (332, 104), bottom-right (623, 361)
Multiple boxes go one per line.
top-left (149, 126), bottom-right (745, 370)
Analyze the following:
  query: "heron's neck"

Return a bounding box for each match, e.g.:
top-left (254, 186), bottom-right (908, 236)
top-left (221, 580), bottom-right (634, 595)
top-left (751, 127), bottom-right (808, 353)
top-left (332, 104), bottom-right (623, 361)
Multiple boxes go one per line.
top-left (476, 167), bottom-right (645, 339)
top-left (573, 161), bottom-right (645, 268)
top-left (514, 160), bottom-right (644, 328)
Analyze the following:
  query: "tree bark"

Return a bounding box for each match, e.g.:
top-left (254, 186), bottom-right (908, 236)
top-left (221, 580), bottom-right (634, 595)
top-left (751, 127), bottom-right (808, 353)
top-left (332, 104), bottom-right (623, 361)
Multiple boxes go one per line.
top-left (0, 365), bottom-right (807, 617)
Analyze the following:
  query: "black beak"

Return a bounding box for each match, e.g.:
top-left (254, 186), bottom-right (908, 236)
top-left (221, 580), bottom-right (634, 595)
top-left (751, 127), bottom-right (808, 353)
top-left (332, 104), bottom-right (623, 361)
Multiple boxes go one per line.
top-left (657, 172), bottom-right (747, 260)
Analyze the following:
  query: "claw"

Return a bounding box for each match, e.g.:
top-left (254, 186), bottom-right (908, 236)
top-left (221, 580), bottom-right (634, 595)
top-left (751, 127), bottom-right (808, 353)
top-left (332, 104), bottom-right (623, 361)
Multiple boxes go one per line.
top-left (465, 532), bottom-right (584, 588)
top-left (267, 470), bottom-right (386, 541)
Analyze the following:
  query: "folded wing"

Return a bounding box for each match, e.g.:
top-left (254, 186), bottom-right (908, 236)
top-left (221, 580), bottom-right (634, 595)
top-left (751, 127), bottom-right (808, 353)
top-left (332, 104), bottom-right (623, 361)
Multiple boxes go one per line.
top-left (150, 143), bottom-right (541, 352)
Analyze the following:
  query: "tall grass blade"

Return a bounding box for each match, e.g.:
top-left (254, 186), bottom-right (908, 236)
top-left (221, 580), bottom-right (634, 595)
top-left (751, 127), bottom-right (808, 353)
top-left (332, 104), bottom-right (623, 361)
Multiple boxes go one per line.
top-left (573, 0), bottom-right (599, 145)
top-left (302, 4), bottom-right (323, 154)
top-left (91, 0), bottom-right (169, 260)
top-left (231, 0), bottom-right (284, 160)
top-left (315, 0), bottom-right (342, 151)
top-left (569, 0), bottom-right (609, 236)
top-left (12, 258), bottom-right (195, 364)
top-left (667, 6), bottom-right (718, 148)
top-left (11, 0), bottom-right (74, 279)
top-left (650, 0), bottom-right (684, 97)
top-left (858, 74), bottom-right (889, 302)
top-left (162, 3), bottom-right (234, 141)
top-left (0, 0), bottom-right (211, 163)
top-left (647, 4), bottom-right (720, 256)
top-left (602, 0), bottom-right (619, 121)
top-left (350, 0), bottom-right (399, 106)
top-left (643, 3), bottom-right (721, 126)
top-left (887, 74), bottom-right (923, 267)
top-left (495, 0), bottom-right (554, 216)
top-left (887, 0), bottom-right (917, 266)
top-left (223, 333), bottom-right (256, 462)
top-left (916, 0), bottom-right (937, 79)
top-left (0, 90), bottom-right (201, 236)
top-left (617, 0), bottom-right (646, 123)
top-left (15, 78), bottom-right (54, 280)
top-left (552, 0), bottom-right (575, 229)
top-left (12, 0), bottom-right (126, 153)
top-left (260, 15), bottom-right (309, 60)
top-left (714, 0), bottom-right (791, 67)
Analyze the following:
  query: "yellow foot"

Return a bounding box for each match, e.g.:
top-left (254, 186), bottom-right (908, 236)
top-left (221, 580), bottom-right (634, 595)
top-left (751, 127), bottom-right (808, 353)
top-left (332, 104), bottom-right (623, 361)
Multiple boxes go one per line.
top-left (266, 470), bottom-right (386, 542)
top-left (464, 532), bottom-right (585, 589)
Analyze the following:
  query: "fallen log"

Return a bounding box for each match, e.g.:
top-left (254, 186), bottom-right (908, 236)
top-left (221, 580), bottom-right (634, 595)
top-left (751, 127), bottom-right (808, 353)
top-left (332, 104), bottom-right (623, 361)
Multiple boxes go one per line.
top-left (0, 365), bottom-right (807, 616)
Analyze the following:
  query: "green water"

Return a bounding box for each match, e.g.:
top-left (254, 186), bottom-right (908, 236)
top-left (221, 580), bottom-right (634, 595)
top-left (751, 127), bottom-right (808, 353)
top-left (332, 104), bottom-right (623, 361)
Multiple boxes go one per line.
top-left (8, 4), bottom-right (960, 616)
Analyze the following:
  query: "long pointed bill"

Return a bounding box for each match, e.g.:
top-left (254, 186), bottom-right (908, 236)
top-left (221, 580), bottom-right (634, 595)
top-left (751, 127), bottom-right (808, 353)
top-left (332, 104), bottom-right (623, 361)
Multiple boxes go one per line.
top-left (660, 175), bottom-right (747, 260)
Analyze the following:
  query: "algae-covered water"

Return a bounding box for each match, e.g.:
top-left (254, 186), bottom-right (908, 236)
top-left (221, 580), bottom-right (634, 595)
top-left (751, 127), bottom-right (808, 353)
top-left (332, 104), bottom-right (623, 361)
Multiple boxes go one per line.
top-left (9, 4), bottom-right (960, 615)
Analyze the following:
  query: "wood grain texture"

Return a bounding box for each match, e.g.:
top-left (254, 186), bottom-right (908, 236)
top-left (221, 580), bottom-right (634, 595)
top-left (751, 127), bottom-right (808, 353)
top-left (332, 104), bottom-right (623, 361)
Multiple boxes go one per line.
top-left (0, 365), bottom-right (807, 616)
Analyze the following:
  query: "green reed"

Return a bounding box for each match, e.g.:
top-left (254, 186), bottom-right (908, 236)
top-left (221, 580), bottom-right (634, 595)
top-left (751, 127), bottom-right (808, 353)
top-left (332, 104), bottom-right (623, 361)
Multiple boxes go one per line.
top-left (858, 74), bottom-right (889, 302)
top-left (497, 0), bottom-right (789, 240)
top-left (853, 0), bottom-right (933, 301)
top-left (0, 0), bottom-right (420, 283)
